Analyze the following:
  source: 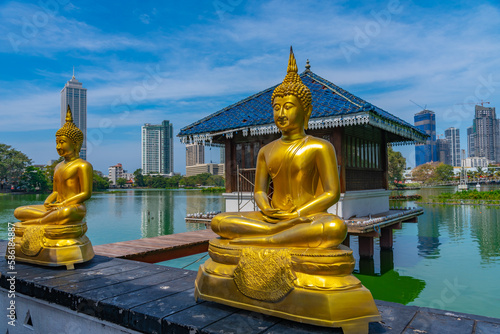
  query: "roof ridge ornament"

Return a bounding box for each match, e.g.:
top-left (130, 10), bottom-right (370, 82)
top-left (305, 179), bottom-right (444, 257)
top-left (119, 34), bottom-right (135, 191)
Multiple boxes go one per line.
top-left (305, 59), bottom-right (311, 71)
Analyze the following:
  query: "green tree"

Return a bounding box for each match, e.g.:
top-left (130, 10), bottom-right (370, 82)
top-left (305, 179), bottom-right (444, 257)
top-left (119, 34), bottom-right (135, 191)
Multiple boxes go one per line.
top-left (388, 146), bottom-right (406, 182)
top-left (18, 166), bottom-right (50, 192)
top-left (93, 171), bottom-right (110, 190)
top-left (476, 166), bottom-right (484, 177)
top-left (133, 169), bottom-right (145, 187)
top-left (434, 163), bottom-right (454, 182)
top-left (165, 175), bottom-right (183, 188)
top-left (412, 163), bottom-right (437, 183)
top-left (0, 144), bottom-right (32, 187)
top-left (116, 178), bottom-right (127, 188)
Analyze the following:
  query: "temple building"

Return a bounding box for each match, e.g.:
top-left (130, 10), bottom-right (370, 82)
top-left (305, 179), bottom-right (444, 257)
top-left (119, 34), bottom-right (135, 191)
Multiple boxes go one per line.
top-left (178, 63), bottom-right (427, 219)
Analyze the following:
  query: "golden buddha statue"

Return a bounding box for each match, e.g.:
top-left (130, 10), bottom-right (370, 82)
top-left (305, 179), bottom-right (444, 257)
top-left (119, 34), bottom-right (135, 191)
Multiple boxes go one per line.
top-left (195, 48), bottom-right (380, 334)
top-left (8, 106), bottom-right (94, 269)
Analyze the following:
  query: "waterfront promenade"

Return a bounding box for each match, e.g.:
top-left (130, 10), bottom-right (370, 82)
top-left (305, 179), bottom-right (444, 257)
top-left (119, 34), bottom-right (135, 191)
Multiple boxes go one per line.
top-left (1, 240), bottom-right (499, 333)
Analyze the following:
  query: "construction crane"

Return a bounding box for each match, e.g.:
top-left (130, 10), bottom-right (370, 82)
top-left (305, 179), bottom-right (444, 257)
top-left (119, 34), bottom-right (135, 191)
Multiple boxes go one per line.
top-left (409, 100), bottom-right (427, 111)
top-left (456, 100), bottom-right (490, 107)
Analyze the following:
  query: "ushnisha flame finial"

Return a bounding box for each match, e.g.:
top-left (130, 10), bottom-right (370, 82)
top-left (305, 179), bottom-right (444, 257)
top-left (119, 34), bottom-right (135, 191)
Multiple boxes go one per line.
top-left (65, 105), bottom-right (74, 123)
top-left (272, 46), bottom-right (312, 113)
top-left (56, 105), bottom-right (83, 150)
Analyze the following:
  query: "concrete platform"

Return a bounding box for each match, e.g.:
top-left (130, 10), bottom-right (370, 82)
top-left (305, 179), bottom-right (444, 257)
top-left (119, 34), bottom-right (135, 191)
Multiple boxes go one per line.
top-left (1, 241), bottom-right (499, 333)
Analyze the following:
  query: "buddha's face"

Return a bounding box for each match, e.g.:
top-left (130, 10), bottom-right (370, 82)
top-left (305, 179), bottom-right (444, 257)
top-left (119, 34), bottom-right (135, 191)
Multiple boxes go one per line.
top-left (56, 135), bottom-right (77, 158)
top-left (273, 95), bottom-right (307, 132)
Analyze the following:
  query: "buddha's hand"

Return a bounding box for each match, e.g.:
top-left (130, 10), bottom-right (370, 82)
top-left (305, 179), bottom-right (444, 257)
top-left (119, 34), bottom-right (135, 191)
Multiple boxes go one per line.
top-left (45, 202), bottom-right (64, 210)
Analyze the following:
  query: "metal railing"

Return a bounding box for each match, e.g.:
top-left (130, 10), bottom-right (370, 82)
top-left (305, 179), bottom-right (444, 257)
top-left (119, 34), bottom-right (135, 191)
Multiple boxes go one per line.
top-left (236, 167), bottom-right (273, 212)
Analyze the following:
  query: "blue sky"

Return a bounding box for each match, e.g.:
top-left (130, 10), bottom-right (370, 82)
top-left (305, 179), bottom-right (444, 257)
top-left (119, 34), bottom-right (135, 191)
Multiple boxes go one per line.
top-left (1, 0), bottom-right (499, 174)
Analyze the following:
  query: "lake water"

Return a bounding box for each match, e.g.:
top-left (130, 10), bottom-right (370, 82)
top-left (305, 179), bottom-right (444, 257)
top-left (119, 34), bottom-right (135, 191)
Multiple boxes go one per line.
top-left (0, 187), bottom-right (499, 319)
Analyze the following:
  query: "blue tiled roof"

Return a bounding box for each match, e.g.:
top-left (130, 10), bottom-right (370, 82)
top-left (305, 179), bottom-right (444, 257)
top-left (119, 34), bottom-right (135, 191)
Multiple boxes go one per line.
top-left (179, 70), bottom-right (426, 139)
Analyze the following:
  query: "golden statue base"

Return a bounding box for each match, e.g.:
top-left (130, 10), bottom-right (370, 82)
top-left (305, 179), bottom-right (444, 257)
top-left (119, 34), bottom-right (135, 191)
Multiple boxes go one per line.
top-left (8, 222), bottom-right (94, 270)
top-left (194, 239), bottom-right (381, 334)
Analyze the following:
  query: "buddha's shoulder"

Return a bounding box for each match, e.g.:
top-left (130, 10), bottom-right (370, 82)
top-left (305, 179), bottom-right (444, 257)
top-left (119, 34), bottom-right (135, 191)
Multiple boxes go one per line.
top-left (75, 159), bottom-right (93, 170)
top-left (305, 135), bottom-right (334, 148)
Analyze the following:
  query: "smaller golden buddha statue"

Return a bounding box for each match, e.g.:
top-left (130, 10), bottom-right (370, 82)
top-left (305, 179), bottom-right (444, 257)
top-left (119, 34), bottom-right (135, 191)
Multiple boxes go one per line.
top-left (8, 106), bottom-right (94, 269)
top-left (195, 48), bottom-right (380, 334)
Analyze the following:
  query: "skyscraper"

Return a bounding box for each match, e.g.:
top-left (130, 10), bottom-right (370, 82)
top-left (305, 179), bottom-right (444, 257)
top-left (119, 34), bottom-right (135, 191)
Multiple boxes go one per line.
top-left (436, 138), bottom-right (450, 165)
top-left (141, 121), bottom-right (174, 175)
top-left (445, 127), bottom-right (460, 166)
top-left (470, 105), bottom-right (500, 162)
top-left (61, 71), bottom-right (87, 160)
top-left (414, 110), bottom-right (437, 166)
top-left (186, 143), bottom-right (205, 166)
top-left (467, 126), bottom-right (476, 157)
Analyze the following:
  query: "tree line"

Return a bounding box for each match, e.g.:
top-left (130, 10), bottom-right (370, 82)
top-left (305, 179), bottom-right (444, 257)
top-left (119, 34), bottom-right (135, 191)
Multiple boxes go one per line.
top-left (0, 143), bottom-right (224, 193)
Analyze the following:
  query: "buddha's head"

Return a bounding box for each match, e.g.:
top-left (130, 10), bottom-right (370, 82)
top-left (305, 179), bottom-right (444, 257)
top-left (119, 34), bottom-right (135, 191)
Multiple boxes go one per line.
top-left (55, 106), bottom-right (83, 158)
top-left (272, 47), bottom-right (312, 132)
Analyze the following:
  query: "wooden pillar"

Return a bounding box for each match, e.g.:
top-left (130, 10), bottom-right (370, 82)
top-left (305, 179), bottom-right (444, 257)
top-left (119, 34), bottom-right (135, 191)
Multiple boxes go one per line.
top-left (331, 128), bottom-right (346, 193)
top-left (225, 138), bottom-right (235, 193)
top-left (342, 234), bottom-right (350, 247)
top-left (358, 236), bottom-right (374, 258)
top-left (380, 226), bottom-right (394, 250)
top-left (381, 134), bottom-right (388, 190)
top-left (249, 143), bottom-right (255, 168)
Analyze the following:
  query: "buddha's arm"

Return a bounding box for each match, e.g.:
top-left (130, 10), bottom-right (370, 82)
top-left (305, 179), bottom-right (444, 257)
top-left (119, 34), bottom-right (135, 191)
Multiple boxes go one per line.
top-left (254, 149), bottom-right (278, 216)
top-left (57, 163), bottom-right (93, 206)
top-left (43, 182), bottom-right (58, 208)
top-left (295, 143), bottom-right (340, 216)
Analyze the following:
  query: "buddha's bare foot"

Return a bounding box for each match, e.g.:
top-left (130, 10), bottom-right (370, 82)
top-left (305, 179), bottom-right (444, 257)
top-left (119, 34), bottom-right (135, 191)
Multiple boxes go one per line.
top-left (230, 216), bottom-right (311, 245)
top-left (230, 235), bottom-right (271, 245)
top-left (18, 218), bottom-right (42, 225)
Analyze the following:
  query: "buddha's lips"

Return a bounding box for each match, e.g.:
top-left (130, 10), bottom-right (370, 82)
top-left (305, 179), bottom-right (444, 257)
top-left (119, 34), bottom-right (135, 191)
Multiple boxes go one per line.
top-left (277, 117), bottom-right (288, 124)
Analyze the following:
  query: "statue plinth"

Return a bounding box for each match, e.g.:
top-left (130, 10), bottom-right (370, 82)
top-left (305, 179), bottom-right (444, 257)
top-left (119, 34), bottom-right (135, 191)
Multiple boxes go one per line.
top-left (11, 221), bottom-right (94, 270)
top-left (195, 239), bottom-right (381, 334)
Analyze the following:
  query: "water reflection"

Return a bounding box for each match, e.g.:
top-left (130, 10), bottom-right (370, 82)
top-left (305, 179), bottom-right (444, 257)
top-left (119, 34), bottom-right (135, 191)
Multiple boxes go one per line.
top-left (417, 208), bottom-right (441, 259)
top-left (140, 190), bottom-right (175, 238)
top-left (469, 206), bottom-right (500, 264)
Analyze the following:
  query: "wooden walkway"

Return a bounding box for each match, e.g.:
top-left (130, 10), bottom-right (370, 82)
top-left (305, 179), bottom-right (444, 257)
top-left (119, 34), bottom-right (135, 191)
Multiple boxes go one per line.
top-left (94, 229), bottom-right (217, 263)
top-left (94, 209), bottom-right (422, 262)
top-left (1, 241), bottom-right (499, 334)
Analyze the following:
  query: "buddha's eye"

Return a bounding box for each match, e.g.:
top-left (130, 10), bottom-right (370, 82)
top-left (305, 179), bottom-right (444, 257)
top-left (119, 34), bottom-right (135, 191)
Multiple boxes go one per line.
top-left (284, 103), bottom-right (293, 110)
top-left (273, 104), bottom-right (280, 111)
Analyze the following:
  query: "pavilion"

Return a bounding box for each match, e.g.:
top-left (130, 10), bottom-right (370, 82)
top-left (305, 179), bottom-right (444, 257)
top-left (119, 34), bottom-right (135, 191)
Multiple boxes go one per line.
top-left (178, 62), bottom-right (427, 220)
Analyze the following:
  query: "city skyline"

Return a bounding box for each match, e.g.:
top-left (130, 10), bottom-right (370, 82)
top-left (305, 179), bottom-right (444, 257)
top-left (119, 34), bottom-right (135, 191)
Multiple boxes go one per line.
top-left (1, 1), bottom-right (500, 173)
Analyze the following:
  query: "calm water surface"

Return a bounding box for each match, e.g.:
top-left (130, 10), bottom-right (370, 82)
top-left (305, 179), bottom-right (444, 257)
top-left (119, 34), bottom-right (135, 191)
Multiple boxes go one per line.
top-left (0, 187), bottom-right (499, 318)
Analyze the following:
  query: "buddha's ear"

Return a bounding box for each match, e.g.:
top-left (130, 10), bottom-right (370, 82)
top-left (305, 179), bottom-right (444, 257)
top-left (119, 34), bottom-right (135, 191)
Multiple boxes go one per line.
top-left (304, 105), bottom-right (312, 130)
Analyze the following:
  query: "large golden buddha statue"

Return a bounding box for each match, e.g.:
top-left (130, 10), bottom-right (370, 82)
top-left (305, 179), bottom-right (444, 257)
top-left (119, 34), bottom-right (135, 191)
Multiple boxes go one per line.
top-left (195, 48), bottom-right (380, 334)
top-left (8, 106), bottom-right (94, 269)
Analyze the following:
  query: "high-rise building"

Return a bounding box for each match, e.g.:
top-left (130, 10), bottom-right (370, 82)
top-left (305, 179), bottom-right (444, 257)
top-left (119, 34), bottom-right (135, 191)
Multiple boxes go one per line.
top-left (414, 110), bottom-right (437, 166)
top-left (467, 126), bottom-right (476, 157)
top-left (436, 138), bottom-right (450, 165)
top-left (141, 121), bottom-right (174, 175)
top-left (470, 105), bottom-right (500, 162)
top-left (61, 70), bottom-right (87, 160)
top-left (186, 143), bottom-right (205, 167)
top-left (445, 127), bottom-right (460, 167)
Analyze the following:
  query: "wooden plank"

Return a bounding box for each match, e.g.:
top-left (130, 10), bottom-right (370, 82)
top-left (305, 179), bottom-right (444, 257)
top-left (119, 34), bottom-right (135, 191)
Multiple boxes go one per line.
top-left (163, 301), bottom-right (238, 332)
top-left (94, 229), bottom-right (217, 262)
top-left (203, 309), bottom-right (281, 333)
top-left (99, 272), bottom-right (197, 327)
